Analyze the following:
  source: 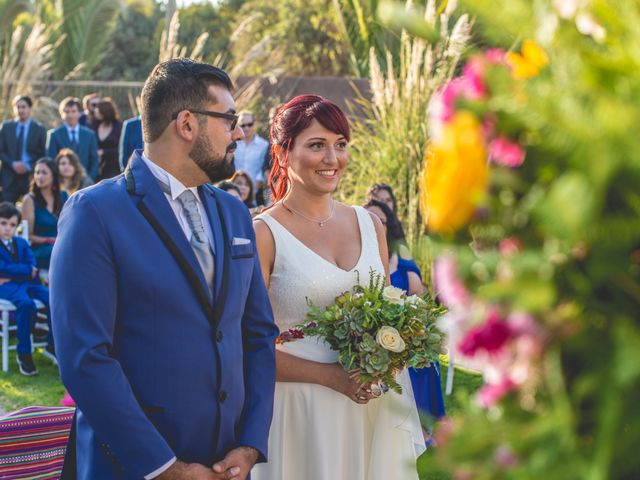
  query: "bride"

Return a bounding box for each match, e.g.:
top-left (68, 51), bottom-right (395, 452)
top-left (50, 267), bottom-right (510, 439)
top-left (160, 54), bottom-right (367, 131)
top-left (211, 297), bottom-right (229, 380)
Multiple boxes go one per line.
top-left (253, 95), bottom-right (425, 480)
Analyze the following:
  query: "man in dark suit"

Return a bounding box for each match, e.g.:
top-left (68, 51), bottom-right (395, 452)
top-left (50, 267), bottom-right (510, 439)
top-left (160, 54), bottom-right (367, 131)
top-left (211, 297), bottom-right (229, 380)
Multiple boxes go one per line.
top-left (119, 114), bottom-right (143, 170)
top-left (0, 96), bottom-right (47, 203)
top-left (51, 59), bottom-right (278, 479)
top-left (46, 97), bottom-right (99, 180)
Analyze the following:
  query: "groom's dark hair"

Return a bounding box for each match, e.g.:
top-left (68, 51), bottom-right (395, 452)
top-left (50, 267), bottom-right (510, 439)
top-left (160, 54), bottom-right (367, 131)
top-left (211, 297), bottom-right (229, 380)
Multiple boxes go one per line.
top-left (141, 58), bottom-right (233, 143)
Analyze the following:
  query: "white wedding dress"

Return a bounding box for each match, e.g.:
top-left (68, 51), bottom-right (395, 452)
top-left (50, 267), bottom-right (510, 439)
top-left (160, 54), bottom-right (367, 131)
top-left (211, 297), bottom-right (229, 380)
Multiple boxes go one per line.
top-left (253, 206), bottom-right (425, 480)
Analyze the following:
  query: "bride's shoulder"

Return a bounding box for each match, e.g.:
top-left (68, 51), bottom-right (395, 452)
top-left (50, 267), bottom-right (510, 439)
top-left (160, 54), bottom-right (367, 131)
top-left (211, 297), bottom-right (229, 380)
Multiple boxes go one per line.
top-left (336, 202), bottom-right (384, 229)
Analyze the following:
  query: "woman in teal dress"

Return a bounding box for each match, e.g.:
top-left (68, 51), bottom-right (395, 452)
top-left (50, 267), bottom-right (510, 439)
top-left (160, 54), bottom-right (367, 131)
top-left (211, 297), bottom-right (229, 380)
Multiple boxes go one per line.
top-left (20, 158), bottom-right (68, 270)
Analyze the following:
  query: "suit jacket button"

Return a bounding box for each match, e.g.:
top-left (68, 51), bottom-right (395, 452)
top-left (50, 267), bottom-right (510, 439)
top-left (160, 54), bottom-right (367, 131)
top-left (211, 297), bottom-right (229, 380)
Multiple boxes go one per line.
top-left (218, 390), bottom-right (227, 403)
top-left (216, 330), bottom-right (223, 342)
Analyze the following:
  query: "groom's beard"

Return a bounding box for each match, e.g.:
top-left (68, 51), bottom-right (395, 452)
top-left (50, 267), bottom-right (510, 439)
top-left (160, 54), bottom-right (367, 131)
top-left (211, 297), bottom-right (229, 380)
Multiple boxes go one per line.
top-left (189, 132), bottom-right (236, 183)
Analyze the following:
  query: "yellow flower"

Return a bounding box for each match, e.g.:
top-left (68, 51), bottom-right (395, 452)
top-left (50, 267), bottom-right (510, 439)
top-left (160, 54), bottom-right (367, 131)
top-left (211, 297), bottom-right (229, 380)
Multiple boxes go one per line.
top-left (506, 39), bottom-right (549, 79)
top-left (421, 111), bottom-right (488, 234)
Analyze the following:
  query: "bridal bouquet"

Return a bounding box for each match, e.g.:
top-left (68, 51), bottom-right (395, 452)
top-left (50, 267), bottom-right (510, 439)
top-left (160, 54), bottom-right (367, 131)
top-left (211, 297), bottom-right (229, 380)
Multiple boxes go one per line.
top-left (278, 271), bottom-right (446, 393)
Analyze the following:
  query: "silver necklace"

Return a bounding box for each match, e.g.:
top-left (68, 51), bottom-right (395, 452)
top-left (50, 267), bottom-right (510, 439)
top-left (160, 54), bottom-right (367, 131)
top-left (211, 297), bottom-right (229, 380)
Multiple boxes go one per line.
top-left (282, 199), bottom-right (335, 227)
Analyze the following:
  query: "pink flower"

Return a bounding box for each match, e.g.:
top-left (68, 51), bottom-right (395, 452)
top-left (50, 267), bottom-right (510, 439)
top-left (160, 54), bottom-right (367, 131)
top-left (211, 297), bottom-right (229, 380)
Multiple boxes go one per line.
top-left (461, 57), bottom-right (488, 100)
top-left (489, 136), bottom-right (526, 167)
top-left (477, 377), bottom-right (517, 408)
top-left (499, 237), bottom-right (523, 256)
top-left (458, 310), bottom-right (513, 356)
top-left (433, 254), bottom-right (471, 308)
top-left (485, 48), bottom-right (506, 64)
top-left (495, 444), bottom-right (520, 468)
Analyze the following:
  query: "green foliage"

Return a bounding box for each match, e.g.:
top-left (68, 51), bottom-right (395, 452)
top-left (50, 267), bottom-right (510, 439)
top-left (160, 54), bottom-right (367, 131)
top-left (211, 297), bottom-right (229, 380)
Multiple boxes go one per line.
top-left (229, 0), bottom-right (351, 76)
top-left (177, 2), bottom-right (237, 63)
top-left (387, 0), bottom-right (640, 478)
top-left (333, 0), bottom-right (399, 76)
top-left (339, 0), bottom-right (471, 249)
top-left (0, 349), bottom-right (66, 411)
top-left (92, 2), bottom-right (163, 81)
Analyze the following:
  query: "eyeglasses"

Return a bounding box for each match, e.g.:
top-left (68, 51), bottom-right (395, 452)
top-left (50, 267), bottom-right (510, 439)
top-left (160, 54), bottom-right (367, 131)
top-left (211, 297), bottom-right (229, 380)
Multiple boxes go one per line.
top-left (240, 122), bottom-right (254, 128)
top-left (172, 109), bottom-right (239, 131)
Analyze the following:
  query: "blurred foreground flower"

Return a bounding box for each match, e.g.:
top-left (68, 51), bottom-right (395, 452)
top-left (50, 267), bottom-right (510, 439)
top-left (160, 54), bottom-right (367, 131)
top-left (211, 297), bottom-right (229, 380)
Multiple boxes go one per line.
top-left (422, 111), bottom-right (488, 234)
top-left (506, 39), bottom-right (549, 79)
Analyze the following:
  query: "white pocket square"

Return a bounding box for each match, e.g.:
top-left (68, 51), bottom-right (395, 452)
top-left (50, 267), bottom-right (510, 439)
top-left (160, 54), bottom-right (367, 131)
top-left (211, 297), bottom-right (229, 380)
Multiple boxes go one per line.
top-left (232, 236), bottom-right (251, 246)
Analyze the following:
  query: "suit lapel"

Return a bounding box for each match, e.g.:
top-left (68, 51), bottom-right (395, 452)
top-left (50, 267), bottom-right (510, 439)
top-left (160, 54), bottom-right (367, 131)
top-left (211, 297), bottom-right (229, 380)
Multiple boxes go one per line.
top-left (126, 154), bottom-right (214, 317)
top-left (200, 186), bottom-right (225, 301)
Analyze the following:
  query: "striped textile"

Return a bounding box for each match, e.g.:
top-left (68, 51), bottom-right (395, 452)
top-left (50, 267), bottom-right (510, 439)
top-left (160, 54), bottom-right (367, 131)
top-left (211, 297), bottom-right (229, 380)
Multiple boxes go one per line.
top-left (0, 406), bottom-right (74, 480)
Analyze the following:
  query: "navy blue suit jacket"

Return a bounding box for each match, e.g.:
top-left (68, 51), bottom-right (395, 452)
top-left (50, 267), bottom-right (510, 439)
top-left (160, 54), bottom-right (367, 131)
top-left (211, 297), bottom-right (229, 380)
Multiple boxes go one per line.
top-left (50, 151), bottom-right (278, 479)
top-left (0, 237), bottom-right (36, 292)
top-left (0, 119), bottom-right (46, 189)
top-left (46, 125), bottom-right (99, 180)
top-left (119, 116), bottom-right (143, 171)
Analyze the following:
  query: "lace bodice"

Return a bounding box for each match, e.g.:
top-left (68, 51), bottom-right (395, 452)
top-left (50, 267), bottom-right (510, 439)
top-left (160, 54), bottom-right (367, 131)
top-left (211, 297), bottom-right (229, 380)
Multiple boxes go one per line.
top-left (257, 206), bottom-right (385, 333)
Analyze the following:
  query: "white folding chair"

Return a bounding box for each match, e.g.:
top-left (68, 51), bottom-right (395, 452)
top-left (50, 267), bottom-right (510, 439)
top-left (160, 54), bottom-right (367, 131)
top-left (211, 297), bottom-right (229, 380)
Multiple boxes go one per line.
top-left (0, 298), bottom-right (48, 373)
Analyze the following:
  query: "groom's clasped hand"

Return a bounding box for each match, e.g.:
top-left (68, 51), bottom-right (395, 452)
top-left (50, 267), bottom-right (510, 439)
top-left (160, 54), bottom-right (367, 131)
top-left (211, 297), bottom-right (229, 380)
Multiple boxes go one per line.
top-left (158, 446), bottom-right (259, 480)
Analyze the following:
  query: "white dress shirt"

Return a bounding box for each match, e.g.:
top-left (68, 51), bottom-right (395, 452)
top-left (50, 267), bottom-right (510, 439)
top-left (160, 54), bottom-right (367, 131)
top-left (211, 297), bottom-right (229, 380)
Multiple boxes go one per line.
top-left (234, 134), bottom-right (269, 184)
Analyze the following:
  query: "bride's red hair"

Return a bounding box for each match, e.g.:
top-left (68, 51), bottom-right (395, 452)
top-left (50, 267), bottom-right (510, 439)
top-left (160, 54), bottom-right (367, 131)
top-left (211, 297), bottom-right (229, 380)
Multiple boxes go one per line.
top-left (268, 95), bottom-right (350, 202)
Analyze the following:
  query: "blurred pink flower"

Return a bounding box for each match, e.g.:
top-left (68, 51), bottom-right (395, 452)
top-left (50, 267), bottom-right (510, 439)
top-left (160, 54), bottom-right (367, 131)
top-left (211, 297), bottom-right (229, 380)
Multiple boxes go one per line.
top-left (495, 444), bottom-right (520, 468)
top-left (477, 377), bottom-right (517, 408)
top-left (433, 254), bottom-right (472, 308)
top-left (461, 57), bottom-right (488, 100)
top-left (499, 237), bottom-right (523, 256)
top-left (489, 136), bottom-right (526, 167)
top-left (458, 310), bottom-right (512, 356)
top-left (485, 48), bottom-right (506, 64)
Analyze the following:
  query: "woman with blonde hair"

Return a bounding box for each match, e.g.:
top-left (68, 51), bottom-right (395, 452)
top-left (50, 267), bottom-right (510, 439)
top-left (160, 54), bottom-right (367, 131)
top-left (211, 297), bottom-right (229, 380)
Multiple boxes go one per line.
top-left (55, 148), bottom-right (93, 195)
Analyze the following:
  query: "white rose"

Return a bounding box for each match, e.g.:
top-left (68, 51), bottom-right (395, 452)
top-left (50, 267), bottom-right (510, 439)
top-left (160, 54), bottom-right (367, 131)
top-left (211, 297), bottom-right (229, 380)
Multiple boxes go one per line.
top-left (382, 286), bottom-right (405, 305)
top-left (405, 294), bottom-right (426, 306)
top-left (376, 326), bottom-right (406, 353)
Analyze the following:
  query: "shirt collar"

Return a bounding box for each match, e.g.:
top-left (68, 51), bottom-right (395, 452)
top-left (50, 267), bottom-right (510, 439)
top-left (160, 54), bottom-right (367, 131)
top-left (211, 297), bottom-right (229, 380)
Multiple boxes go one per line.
top-left (64, 123), bottom-right (79, 135)
top-left (140, 153), bottom-right (202, 204)
top-left (16, 118), bottom-right (31, 128)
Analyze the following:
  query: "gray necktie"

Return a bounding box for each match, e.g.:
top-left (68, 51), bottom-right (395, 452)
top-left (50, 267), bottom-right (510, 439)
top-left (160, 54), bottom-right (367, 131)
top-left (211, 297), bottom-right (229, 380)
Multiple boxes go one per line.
top-left (176, 190), bottom-right (215, 294)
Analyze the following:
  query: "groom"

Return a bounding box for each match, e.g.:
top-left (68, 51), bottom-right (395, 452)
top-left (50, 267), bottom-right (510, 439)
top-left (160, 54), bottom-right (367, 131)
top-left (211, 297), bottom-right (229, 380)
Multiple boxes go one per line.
top-left (51, 59), bottom-right (278, 479)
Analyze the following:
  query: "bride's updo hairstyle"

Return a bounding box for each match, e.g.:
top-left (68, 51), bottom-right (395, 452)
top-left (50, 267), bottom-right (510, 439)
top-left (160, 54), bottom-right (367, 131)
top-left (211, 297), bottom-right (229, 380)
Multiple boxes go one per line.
top-left (268, 94), bottom-right (350, 201)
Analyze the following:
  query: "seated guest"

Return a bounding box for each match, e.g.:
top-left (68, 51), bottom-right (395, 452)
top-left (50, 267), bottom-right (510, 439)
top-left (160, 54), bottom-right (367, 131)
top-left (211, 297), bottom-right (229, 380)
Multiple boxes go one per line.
top-left (0, 95), bottom-right (47, 203)
top-left (55, 148), bottom-right (93, 195)
top-left (367, 182), bottom-right (398, 215)
top-left (215, 180), bottom-right (242, 200)
top-left (92, 97), bottom-right (122, 180)
top-left (230, 170), bottom-right (256, 208)
top-left (364, 199), bottom-right (446, 434)
top-left (20, 158), bottom-right (68, 270)
top-left (0, 202), bottom-right (55, 376)
top-left (46, 97), bottom-right (99, 180)
top-left (119, 96), bottom-right (143, 170)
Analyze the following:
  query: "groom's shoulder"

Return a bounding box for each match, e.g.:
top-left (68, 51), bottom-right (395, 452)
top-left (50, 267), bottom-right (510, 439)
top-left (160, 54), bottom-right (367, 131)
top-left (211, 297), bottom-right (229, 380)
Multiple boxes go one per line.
top-left (63, 175), bottom-right (128, 213)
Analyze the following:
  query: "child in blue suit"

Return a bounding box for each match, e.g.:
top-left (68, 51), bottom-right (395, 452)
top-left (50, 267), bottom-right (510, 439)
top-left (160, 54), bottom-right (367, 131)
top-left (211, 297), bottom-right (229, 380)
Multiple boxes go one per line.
top-left (0, 202), bottom-right (55, 375)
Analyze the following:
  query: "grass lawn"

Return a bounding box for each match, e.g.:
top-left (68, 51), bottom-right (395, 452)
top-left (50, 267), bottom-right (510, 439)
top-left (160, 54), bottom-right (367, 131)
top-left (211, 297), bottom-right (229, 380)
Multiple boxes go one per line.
top-left (0, 350), bottom-right (482, 480)
top-left (0, 347), bottom-right (66, 412)
top-left (2, 354), bottom-right (482, 415)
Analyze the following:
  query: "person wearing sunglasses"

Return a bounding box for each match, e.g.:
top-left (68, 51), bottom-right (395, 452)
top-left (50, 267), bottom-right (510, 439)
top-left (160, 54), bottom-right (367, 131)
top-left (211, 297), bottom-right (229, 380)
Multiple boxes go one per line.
top-left (51, 58), bottom-right (278, 480)
top-left (233, 111), bottom-right (270, 197)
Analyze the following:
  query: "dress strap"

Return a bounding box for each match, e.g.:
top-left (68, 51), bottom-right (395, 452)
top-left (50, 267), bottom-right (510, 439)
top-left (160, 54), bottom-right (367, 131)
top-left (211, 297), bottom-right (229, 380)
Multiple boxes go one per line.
top-left (353, 206), bottom-right (380, 258)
